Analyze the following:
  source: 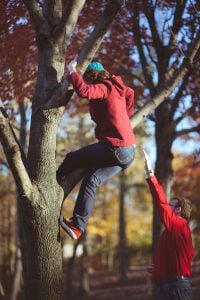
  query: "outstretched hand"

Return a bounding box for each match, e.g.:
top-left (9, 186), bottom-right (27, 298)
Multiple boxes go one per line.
top-left (142, 149), bottom-right (154, 177)
top-left (67, 55), bottom-right (78, 74)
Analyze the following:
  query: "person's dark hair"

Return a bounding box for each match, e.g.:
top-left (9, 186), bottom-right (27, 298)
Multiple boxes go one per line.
top-left (172, 197), bottom-right (192, 220)
top-left (83, 69), bottom-right (110, 83)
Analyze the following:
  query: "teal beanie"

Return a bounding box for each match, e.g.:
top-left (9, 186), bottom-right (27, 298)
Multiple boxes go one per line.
top-left (87, 61), bottom-right (105, 71)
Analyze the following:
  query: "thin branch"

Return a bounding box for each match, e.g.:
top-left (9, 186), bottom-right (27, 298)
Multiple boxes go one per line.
top-left (174, 104), bottom-right (196, 126)
top-left (171, 71), bottom-right (190, 116)
top-left (142, 37), bottom-right (157, 65)
top-left (169, 28), bottom-right (186, 57)
top-left (175, 124), bottom-right (200, 138)
top-left (161, 10), bottom-right (173, 41)
top-left (143, 0), bottom-right (165, 64)
top-left (130, 1), bottom-right (155, 95)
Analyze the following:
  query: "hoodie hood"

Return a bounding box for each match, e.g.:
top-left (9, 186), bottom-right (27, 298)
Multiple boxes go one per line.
top-left (104, 76), bottom-right (126, 97)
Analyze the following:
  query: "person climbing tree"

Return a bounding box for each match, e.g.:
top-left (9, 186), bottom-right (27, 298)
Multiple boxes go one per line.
top-left (57, 56), bottom-right (136, 240)
top-left (143, 150), bottom-right (194, 300)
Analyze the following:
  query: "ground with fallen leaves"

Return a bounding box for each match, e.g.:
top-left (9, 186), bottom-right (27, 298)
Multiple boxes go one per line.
top-left (69, 261), bottom-right (200, 300)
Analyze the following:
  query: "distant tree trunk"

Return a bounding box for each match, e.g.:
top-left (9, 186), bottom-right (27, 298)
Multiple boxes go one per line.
top-left (79, 234), bottom-right (90, 296)
top-left (9, 248), bottom-right (23, 300)
top-left (152, 101), bottom-right (175, 256)
top-left (118, 171), bottom-right (128, 282)
top-left (65, 239), bottom-right (80, 299)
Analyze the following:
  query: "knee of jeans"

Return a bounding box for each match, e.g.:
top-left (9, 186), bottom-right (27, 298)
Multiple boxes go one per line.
top-left (84, 173), bottom-right (102, 188)
top-left (122, 157), bottom-right (134, 169)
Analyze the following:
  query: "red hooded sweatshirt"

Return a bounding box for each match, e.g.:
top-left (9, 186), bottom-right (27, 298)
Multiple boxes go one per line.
top-left (68, 72), bottom-right (136, 147)
top-left (147, 175), bottom-right (194, 283)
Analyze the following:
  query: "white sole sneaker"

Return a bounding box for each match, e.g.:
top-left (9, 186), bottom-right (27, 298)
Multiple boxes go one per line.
top-left (59, 215), bottom-right (78, 240)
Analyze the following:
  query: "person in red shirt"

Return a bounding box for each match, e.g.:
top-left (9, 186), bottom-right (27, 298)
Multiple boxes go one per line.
top-left (57, 57), bottom-right (136, 239)
top-left (143, 150), bottom-right (194, 300)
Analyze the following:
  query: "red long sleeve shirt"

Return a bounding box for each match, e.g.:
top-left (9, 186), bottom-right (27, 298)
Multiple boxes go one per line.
top-left (147, 175), bottom-right (194, 282)
top-left (68, 72), bottom-right (136, 146)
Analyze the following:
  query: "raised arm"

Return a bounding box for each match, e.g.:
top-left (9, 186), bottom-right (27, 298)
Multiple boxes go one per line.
top-left (68, 72), bottom-right (109, 100)
top-left (67, 56), bottom-right (109, 100)
top-left (143, 150), bottom-right (176, 231)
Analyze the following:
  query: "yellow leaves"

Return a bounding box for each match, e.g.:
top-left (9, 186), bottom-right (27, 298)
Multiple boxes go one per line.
top-left (88, 219), bottom-right (117, 239)
top-left (127, 213), bottom-right (152, 247)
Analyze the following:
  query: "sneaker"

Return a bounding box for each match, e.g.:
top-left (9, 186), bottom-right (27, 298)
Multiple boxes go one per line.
top-left (59, 215), bottom-right (82, 240)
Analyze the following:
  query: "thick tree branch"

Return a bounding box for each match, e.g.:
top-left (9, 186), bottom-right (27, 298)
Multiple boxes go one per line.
top-left (144, 1), bottom-right (165, 61)
top-left (130, 30), bottom-right (200, 127)
top-left (143, 0), bottom-right (173, 82)
top-left (0, 101), bottom-right (32, 197)
top-left (44, 0), bottom-right (124, 109)
top-left (22, 0), bottom-right (44, 30)
top-left (57, 0), bottom-right (86, 40)
top-left (43, 0), bottom-right (61, 20)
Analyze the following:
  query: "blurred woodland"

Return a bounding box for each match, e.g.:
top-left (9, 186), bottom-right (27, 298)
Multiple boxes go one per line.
top-left (0, 0), bottom-right (200, 299)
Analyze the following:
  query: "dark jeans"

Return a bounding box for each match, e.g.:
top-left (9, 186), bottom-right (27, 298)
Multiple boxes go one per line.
top-left (57, 141), bottom-right (135, 231)
top-left (155, 278), bottom-right (192, 300)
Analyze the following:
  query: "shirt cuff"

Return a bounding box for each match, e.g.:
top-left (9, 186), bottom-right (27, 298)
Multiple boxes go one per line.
top-left (145, 170), bottom-right (154, 179)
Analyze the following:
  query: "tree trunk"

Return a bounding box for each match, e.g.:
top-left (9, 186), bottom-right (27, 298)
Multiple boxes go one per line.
top-left (152, 101), bottom-right (175, 256)
top-left (17, 26), bottom-right (66, 299)
top-left (18, 191), bottom-right (63, 300)
top-left (118, 171), bottom-right (128, 283)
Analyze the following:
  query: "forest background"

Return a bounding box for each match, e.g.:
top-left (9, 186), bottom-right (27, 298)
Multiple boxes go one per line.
top-left (0, 0), bottom-right (199, 300)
